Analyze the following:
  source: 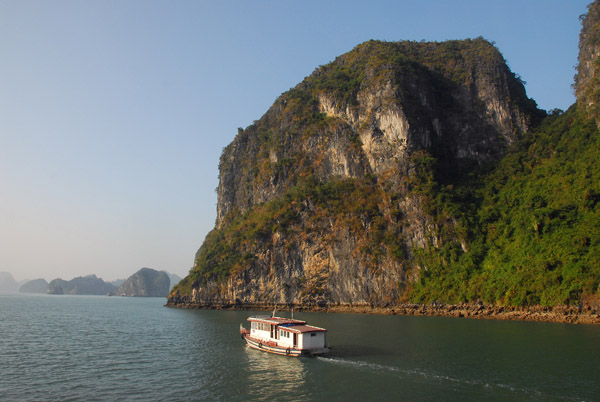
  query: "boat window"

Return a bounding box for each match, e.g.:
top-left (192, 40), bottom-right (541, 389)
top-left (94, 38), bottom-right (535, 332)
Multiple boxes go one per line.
top-left (311, 333), bottom-right (316, 337)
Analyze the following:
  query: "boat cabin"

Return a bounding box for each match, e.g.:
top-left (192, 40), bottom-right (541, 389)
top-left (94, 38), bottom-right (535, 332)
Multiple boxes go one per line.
top-left (242, 315), bottom-right (329, 356)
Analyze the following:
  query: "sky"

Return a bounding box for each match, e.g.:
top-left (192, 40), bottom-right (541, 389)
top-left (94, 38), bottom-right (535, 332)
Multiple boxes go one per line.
top-left (0, 0), bottom-right (591, 283)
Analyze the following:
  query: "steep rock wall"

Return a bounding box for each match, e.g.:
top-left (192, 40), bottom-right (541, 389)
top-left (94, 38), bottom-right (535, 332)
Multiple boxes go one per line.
top-left (170, 39), bottom-right (542, 309)
top-left (576, 0), bottom-right (600, 122)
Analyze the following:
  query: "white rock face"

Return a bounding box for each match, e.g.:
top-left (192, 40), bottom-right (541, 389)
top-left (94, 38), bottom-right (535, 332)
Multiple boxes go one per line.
top-left (319, 86), bottom-right (411, 176)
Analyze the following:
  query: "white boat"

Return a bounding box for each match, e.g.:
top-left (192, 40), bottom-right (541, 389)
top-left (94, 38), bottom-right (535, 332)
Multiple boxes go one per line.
top-left (240, 314), bottom-right (330, 356)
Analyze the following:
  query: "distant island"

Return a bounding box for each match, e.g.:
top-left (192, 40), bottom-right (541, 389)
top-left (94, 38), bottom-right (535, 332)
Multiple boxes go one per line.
top-left (0, 272), bottom-right (19, 292)
top-left (18, 278), bottom-right (48, 294)
top-left (116, 268), bottom-right (170, 297)
top-left (15, 268), bottom-right (182, 297)
top-left (47, 275), bottom-right (117, 295)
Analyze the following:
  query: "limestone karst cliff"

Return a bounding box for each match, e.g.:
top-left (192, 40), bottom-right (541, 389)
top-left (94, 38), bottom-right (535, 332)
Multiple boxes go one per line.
top-left (168, 1), bottom-right (600, 313)
top-left (168, 38), bottom-right (549, 309)
top-left (215, 39), bottom-right (541, 228)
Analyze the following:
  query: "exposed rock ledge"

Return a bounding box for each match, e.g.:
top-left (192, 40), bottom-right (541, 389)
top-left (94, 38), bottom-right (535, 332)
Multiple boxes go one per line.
top-left (165, 298), bottom-right (600, 325)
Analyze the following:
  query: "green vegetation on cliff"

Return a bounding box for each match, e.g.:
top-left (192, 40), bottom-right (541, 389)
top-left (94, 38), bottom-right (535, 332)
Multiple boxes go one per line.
top-left (410, 107), bottom-right (600, 306)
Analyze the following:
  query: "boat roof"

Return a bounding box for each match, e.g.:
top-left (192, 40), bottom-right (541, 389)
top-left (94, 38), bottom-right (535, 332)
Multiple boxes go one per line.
top-left (247, 315), bottom-right (326, 333)
top-left (247, 315), bottom-right (306, 325)
top-left (281, 324), bottom-right (327, 334)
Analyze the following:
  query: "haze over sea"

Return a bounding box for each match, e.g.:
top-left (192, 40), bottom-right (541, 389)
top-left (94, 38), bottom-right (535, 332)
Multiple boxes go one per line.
top-left (1, 293), bottom-right (598, 401)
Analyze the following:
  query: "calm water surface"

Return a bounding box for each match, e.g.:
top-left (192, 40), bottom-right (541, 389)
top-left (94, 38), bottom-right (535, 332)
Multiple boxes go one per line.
top-left (1, 293), bottom-right (599, 401)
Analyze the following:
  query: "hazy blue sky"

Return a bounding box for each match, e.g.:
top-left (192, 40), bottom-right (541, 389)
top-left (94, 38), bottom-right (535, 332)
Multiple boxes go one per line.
top-left (0, 0), bottom-right (590, 282)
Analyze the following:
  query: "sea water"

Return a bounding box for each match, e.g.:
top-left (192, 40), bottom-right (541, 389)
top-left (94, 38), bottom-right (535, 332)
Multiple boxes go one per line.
top-left (1, 293), bottom-right (599, 401)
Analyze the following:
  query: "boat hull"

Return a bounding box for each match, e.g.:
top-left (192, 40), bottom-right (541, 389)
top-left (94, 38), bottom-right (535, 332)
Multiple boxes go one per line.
top-left (242, 334), bottom-right (329, 357)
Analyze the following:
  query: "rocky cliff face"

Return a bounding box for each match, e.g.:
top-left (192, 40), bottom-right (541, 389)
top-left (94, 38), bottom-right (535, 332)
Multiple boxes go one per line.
top-left (169, 38), bottom-right (543, 309)
top-left (216, 39), bottom-right (540, 226)
top-left (576, 1), bottom-right (600, 122)
top-left (117, 268), bottom-right (170, 297)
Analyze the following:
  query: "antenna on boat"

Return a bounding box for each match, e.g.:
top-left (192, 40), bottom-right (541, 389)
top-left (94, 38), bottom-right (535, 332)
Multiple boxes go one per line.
top-left (291, 307), bottom-right (294, 320)
top-left (272, 307), bottom-right (276, 318)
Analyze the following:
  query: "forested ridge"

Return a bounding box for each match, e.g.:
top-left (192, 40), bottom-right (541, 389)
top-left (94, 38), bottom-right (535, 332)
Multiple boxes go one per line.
top-left (410, 106), bottom-right (600, 307)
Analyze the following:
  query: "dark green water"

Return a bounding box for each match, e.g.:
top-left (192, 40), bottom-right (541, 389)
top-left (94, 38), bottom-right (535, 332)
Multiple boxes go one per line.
top-left (1, 293), bottom-right (598, 401)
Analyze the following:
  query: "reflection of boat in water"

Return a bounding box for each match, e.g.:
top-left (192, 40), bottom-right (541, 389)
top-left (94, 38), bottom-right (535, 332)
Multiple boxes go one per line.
top-left (240, 314), bottom-right (330, 356)
top-left (244, 345), bottom-right (307, 399)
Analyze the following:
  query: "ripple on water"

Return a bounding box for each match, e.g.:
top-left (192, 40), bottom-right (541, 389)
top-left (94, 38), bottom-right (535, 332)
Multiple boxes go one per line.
top-left (2, 294), bottom-right (599, 402)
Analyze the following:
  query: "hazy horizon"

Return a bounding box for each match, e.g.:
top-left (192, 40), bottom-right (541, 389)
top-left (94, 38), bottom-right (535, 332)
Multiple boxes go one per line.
top-left (1, 268), bottom-right (182, 284)
top-left (1, 0), bottom-right (590, 283)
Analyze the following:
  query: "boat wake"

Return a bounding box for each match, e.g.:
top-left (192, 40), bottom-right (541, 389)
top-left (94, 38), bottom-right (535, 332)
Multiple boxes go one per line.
top-left (316, 356), bottom-right (589, 402)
